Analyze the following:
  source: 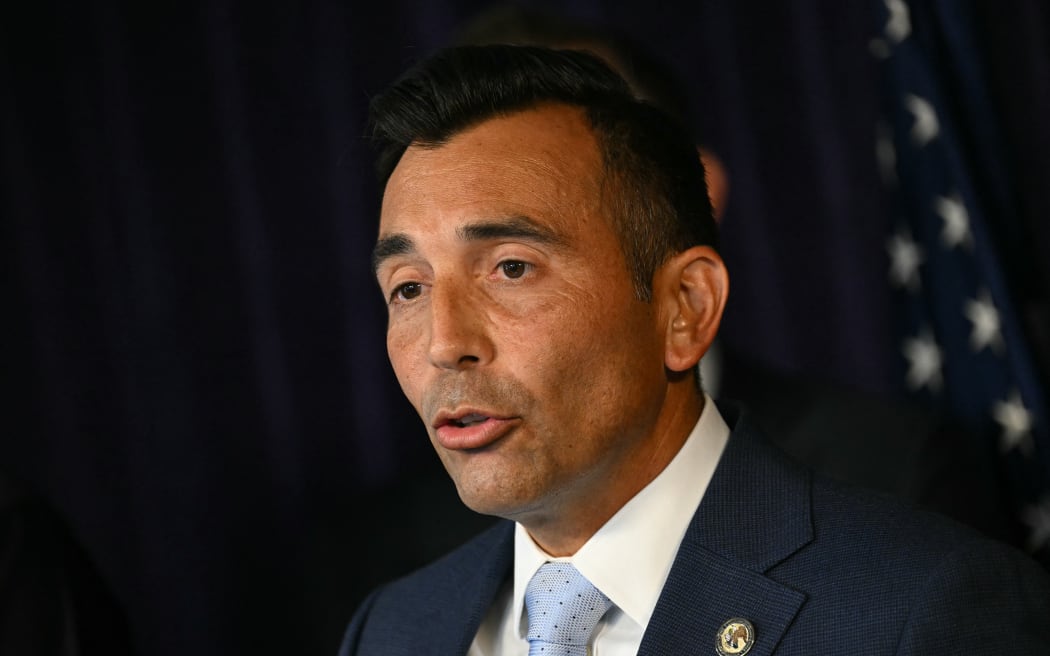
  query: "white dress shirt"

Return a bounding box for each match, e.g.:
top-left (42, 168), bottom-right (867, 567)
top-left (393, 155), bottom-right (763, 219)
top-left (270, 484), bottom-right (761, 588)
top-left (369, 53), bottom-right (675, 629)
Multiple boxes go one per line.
top-left (468, 395), bottom-right (730, 655)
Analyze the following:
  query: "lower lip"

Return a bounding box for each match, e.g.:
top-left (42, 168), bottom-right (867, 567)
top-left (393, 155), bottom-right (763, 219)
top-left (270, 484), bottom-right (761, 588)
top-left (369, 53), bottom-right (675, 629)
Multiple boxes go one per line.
top-left (435, 417), bottom-right (519, 450)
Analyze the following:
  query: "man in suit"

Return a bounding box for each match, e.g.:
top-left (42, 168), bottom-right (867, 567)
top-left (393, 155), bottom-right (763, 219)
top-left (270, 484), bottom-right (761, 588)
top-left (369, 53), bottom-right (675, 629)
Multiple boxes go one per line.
top-left (341, 45), bottom-right (1050, 655)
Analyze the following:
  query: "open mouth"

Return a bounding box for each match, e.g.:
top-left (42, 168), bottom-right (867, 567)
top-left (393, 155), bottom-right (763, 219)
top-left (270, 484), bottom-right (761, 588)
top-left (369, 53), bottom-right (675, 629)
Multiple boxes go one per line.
top-left (448, 413), bottom-right (489, 428)
top-left (433, 410), bottom-right (519, 450)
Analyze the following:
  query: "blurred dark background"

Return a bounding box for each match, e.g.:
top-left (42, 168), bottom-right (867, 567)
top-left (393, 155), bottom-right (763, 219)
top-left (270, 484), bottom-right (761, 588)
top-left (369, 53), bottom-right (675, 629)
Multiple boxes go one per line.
top-left (3, 1), bottom-right (1049, 654)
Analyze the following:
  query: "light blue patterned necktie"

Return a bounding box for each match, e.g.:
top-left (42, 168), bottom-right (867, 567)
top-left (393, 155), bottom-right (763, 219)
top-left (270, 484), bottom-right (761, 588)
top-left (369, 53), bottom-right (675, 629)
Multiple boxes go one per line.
top-left (524, 562), bottom-right (614, 656)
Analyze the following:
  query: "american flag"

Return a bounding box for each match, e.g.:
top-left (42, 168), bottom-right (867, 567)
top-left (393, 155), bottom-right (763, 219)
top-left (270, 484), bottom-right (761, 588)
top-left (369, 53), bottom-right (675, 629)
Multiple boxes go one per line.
top-left (871, 0), bottom-right (1050, 565)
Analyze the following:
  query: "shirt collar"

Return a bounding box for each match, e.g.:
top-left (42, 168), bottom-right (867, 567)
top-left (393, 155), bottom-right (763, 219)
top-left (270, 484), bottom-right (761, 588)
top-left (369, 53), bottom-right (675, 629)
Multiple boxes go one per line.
top-left (510, 394), bottom-right (730, 634)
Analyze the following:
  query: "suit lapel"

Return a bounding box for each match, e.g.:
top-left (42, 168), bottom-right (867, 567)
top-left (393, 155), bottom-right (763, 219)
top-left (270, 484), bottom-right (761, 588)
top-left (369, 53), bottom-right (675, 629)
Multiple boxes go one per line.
top-left (639, 404), bottom-right (813, 656)
top-left (425, 521), bottom-right (515, 654)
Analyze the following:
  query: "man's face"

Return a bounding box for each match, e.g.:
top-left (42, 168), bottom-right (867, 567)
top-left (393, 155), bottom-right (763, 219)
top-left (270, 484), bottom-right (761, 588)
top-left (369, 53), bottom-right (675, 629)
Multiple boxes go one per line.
top-left (374, 104), bottom-right (687, 540)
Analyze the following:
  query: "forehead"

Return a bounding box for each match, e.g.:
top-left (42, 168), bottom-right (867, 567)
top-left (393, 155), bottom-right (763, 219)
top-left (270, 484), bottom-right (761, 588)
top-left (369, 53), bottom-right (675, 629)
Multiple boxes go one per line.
top-left (379, 104), bottom-right (605, 236)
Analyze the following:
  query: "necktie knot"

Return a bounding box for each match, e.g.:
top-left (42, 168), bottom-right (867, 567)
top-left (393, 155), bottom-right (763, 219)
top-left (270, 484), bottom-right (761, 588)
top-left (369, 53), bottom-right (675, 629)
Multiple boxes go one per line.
top-left (524, 562), bottom-right (613, 656)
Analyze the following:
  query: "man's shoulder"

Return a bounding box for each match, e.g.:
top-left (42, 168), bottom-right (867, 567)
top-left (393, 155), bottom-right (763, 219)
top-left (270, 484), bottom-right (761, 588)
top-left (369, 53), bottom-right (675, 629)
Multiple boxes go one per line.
top-left (782, 476), bottom-right (1050, 650)
top-left (340, 520), bottom-right (513, 655)
top-left (382, 519), bottom-right (513, 595)
top-left (716, 401), bottom-right (1048, 596)
top-left (698, 406), bottom-right (1050, 652)
top-left (729, 404), bottom-right (1037, 576)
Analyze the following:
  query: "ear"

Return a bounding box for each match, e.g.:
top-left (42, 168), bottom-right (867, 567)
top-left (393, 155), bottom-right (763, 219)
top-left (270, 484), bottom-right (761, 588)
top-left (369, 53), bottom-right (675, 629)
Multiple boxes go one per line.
top-left (657, 245), bottom-right (729, 373)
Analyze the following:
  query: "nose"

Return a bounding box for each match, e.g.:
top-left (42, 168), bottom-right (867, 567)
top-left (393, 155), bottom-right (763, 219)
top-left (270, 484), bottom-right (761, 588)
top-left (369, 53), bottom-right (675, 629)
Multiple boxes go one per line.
top-left (426, 281), bottom-right (493, 370)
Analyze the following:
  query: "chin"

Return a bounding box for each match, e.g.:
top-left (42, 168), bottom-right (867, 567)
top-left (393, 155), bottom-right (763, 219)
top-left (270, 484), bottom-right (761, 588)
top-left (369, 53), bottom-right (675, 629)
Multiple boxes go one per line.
top-left (454, 484), bottom-right (540, 521)
top-left (456, 493), bottom-right (517, 519)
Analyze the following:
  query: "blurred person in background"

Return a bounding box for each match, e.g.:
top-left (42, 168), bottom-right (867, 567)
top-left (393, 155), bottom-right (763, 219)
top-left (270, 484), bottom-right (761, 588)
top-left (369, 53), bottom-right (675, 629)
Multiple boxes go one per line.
top-left (0, 473), bottom-right (133, 655)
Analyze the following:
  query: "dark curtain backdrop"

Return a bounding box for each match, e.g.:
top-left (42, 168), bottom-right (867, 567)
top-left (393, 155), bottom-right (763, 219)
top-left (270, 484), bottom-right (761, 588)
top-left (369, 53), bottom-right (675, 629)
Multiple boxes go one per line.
top-left (3, 1), bottom-right (1049, 654)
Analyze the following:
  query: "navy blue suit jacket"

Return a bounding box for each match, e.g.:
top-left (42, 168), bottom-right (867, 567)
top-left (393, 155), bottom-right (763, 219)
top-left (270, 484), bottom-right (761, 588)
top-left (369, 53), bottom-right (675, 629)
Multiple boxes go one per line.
top-left (340, 405), bottom-right (1050, 655)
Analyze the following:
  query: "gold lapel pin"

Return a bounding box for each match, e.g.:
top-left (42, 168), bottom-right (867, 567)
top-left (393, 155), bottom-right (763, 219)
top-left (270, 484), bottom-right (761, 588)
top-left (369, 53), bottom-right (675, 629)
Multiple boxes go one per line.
top-left (715, 617), bottom-right (755, 656)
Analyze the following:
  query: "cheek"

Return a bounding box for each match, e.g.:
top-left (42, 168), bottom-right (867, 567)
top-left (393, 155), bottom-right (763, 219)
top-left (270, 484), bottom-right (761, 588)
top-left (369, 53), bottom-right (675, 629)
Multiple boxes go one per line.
top-left (510, 290), bottom-right (635, 399)
top-left (541, 295), bottom-right (661, 410)
top-left (386, 323), bottom-right (425, 403)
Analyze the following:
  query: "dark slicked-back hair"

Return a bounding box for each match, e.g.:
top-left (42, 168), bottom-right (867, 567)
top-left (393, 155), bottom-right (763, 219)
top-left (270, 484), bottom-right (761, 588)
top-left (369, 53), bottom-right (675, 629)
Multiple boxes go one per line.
top-left (369, 45), bottom-right (717, 301)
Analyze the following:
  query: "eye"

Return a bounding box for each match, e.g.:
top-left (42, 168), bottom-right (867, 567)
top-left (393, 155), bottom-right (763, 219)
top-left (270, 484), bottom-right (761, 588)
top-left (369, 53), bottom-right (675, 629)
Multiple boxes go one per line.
top-left (499, 260), bottom-right (529, 279)
top-left (391, 282), bottom-right (423, 303)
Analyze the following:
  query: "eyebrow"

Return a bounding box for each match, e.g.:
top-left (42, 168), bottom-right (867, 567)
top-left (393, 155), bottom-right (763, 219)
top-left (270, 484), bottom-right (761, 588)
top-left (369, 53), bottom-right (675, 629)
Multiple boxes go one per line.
top-left (458, 215), bottom-right (566, 246)
top-left (372, 216), bottom-right (567, 275)
top-left (372, 233), bottom-right (414, 274)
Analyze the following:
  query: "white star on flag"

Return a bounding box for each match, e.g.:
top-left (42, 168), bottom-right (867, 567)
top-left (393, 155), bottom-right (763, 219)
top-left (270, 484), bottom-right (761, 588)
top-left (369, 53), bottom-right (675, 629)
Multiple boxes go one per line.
top-left (1021, 496), bottom-right (1050, 554)
top-left (994, 389), bottom-right (1034, 454)
top-left (887, 227), bottom-right (924, 292)
top-left (902, 328), bottom-right (942, 392)
top-left (869, 0), bottom-right (911, 57)
top-left (884, 0), bottom-right (911, 43)
top-left (964, 288), bottom-right (1003, 353)
top-left (905, 94), bottom-right (939, 146)
top-left (934, 193), bottom-right (972, 250)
